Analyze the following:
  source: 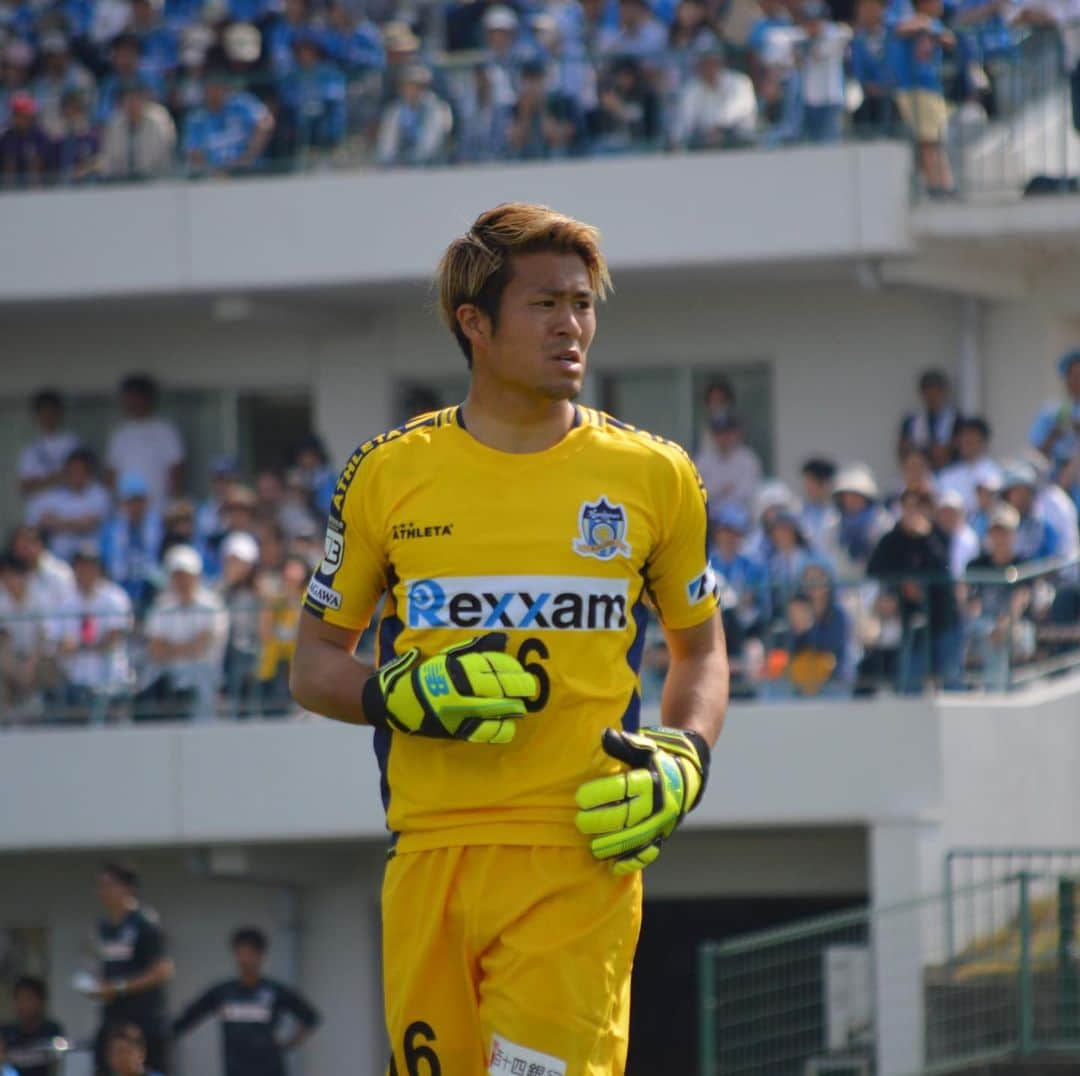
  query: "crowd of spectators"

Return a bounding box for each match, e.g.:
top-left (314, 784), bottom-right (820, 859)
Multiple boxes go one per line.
top-left (0, 0), bottom-right (1075, 189)
top-left (643, 352), bottom-right (1080, 701)
top-left (2, 354), bottom-right (1080, 725)
top-left (0, 374), bottom-right (335, 724)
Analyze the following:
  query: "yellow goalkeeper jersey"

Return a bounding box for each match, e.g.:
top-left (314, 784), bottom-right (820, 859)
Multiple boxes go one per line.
top-left (303, 405), bottom-right (719, 853)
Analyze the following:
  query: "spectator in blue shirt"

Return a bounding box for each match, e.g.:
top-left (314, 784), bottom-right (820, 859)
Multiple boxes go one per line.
top-left (279, 31), bottom-right (347, 151)
top-left (454, 63), bottom-right (515, 161)
top-left (0, 92), bottom-right (54, 188)
top-left (851, 0), bottom-right (898, 133)
top-left (596, 0), bottom-right (668, 59)
top-left (798, 457), bottom-right (840, 554)
top-left (1001, 461), bottom-right (1063, 561)
top-left (101, 472), bottom-right (165, 615)
top-left (183, 59), bottom-right (275, 174)
top-left (53, 87), bottom-right (100, 182)
top-left (266, 0), bottom-right (308, 78)
top-left (131, 0), bottom-right (180, 85)
top-left (789, 560), bottom-right (853, 695)
top-left (708, 504), bottom-right (769, 633)
top-left (31, 33), bottom-right (96, 136)
top-left (889, 0), bottom-right (956, 193)
top-left (322, 1), bottom-right (385, 72)
top-left (97, 34), bottom-right (166, 125)
top-left (1029, 349), bottom-right (1080, 512)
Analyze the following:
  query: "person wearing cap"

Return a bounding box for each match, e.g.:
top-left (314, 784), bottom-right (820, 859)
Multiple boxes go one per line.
top-left (1029, 349), bottom-right (1080, 512)
top-left (375, 61), bottom-right (452, 165)
top-left (898, 369), bottom-right (959, 471)
top-left (217, 531), bottom-right (261, 710)
top-left (832, 463), bottom-right (894, 575)
top-left (0, 41), bottom-right (34, 129)
top-left (708, 504), bottom-right (769, 633)
top-left (100, 474), bottom-right (166, 615)
top-left (278, 29), bottom-right (347, 151)
top-left (100, 75), bottom-right (177, 179)
top-left (139, 544), bottom-right (228, 720)
top-left (267, 0), bottom-right (310, 78)
top-left (797, 457), bottom-right (839, 554)
top-left (867, 487), bottom-right (962, 692)
top-left (1000, 461), bottom-right (1063, 562)
top-left (0, 91), bottom-right (54, 188)
top-left (17, 389), bottom-right (81, 519)
top-left (1024, 447), bottom-right (1080, 564)
top-left (195, 456), bottom-right (239, 557)
top-left (105, 376), bottom-right (185, 511)
top-left (55, 544), bottom-right (134, 722)
top-left (182, 54), bottom-right (274, 173)
top-left (693, 412), bottom-right (762, 518)
top-left (935, 488), bottom-right (979, 577)
top-left (966, 502), bottom-right (1034, 691)
top-left (596, 0), bottom-right (667, 59)
top-left (673, 35), bottom-right (758, 148)
top-left (937, 415), bottom-right (1000, 514)
top-left (25, 449), bottom-right (111, 564)
top-left (764, 509), bottom-right (822, 609)
top-left (796, 0), bottom-right (850, 143)
top-left (30, 33), bottom-right (95, 137)
top-left (321, 0), bottom-right (385, 73)
top-left (591, 54), bottom-right (659, 152)
top-left (97, 34), bottom-right (165, 126)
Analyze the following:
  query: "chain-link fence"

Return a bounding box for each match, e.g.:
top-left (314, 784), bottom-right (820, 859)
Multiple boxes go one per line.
top-left (700, 871), bottom-right (1080, 1076)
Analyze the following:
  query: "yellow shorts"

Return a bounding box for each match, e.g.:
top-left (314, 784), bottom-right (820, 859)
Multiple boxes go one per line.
top-left (895, 89), bottom-right (949, 142)
top-left (383, 844), bottom-right (643, 1076)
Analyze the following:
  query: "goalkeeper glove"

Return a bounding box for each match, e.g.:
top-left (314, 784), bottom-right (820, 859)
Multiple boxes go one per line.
top-left (361, 632), bottom-right (540, 744)
top-left (575, 727), bottom-right (710, 874)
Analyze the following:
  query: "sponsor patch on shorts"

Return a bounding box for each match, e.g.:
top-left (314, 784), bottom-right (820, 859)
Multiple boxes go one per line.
top-left (488, 1032), bottom-right (567, 1076)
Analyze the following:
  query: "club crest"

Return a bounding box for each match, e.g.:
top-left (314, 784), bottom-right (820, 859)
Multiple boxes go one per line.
top-left (573, 497), bottom-right (631, 561)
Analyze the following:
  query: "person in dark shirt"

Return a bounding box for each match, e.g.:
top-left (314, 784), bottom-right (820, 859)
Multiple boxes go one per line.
top-left (867, 487), bottom-right (963, 692)
top-left (172, 927), bottom-right (320, 1076)
top-left (1, 977), bottom-right (66, 1076)
top-left (102, 1024), bottom-right (161, 1076)
top-left (91, 862), bottom-right (174, 1076)
top-left (0, 94), bottom-right (54, 189)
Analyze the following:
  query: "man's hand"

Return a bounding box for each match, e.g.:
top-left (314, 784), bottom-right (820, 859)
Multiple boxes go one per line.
top-left (575, 727), bottom-right (710, 874)
top-left (361, 633), bottom-right (540, 744)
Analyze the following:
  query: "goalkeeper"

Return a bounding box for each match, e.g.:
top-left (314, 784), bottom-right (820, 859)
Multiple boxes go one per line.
top-left (290, 203), bottom-right (728, 1076)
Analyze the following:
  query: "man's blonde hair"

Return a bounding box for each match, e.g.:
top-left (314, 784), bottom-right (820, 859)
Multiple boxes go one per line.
top-left (436, 202), bottom-right (612, 364)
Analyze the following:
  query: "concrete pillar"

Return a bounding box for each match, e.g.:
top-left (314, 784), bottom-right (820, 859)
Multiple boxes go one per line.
top-left (957, 297), bottom-right (983, 416)
top-left (869, 817), bottom-right (944, 1076)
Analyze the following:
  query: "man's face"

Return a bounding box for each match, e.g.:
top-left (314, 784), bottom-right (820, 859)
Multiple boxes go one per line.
top-left (112, 44), bottom-right (139, 77)
top-left (74, 558), bottom-right (100, 592)
top-left (121, 90), bottom-right (145, 122)
top-left (936, 505), bottom-right (961, 534)
top-left (519, 73), bottom-right (544, 104)
top-left (485, 26), bottom-right (514, 54)
top-left (206, 80), bottom-right (228, 111)
top-left (1066, 362), bottom-right (1080, 400)
top-left (171, 569), bottom-right (198, 603)
top-left (12, 109), bottom-right (32, 132)
top-left (44, 49), bottom-right (68, 75)
top-left (14, 987), bottom-right (44, 1027)
top-left (35, 401), bottom-right (62, 432)
top-left (1003, 485), bottom-right (1033, 515)
top-left (802, 473), bottom-right (829, 504)
top-left (697, 55), bottom-right (721, 82)
top-left (65, 458), bottom-right (90, 490)
top-left (713, 525), bottom-right (739, 555)
top-left (106, 1035), bottom-right (144, 1076)
top-left (988, 524), bottom-right (1015, 561)
top-left (233, 943), bottom-right (264, 979)
top-left (622, 0), bottom-right (648, 28)
top-left (466, 251), bottom-right (596, 403)
top-left (11, 530), bottom-right (39, 565)
top-left (956, 427), bottom-right (985, 461)
top-left (712, 426), bottom-right (739, 453)
top-left (124, 494), bottom-right (148, 520)
top-left (921, 380), bottom-right (948, 411)
top-left (121, 386), bottom-right (151, 418)
top-left (855, 0), bottom-right (883, 26)
top-left (899, 493), bottom-right (929, 529)
top-left (97, 871), bottom-right (129, 911)
top-left (296, 41), bottom-right (318, 69)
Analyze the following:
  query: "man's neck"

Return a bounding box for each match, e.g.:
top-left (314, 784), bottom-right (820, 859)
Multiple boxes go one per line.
top-left (239, 972), bottom-right (261, 989)
top-left (107, 898), bottom-right (138, 925)
top-left (460, 383), bottom-right (576, 454)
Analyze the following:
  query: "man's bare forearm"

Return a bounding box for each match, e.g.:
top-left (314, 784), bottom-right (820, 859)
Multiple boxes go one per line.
top-left (290, 633), bottom-right (374, 725)
top-left (661, 636), bottom-right (728, 746)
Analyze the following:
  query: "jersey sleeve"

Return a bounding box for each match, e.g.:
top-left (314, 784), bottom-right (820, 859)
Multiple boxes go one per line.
top-left (135, 915), bottom-right (165, 967)
top-left (277, 983), bottom-right (320, 1028)
top-left (646, 451), bottom-right (720, 630)
top-left (303, 447), bottom-right (387, 631)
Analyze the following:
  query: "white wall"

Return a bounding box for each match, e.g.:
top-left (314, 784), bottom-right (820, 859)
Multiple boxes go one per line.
top-left (0, 144), bottom-right (912, 302)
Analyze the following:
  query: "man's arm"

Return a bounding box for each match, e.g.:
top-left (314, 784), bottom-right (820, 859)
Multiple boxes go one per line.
top-left (275, 985), bottom-right (320, 1050)
top-left (659, 613), bottom-right (728, 748)
top-left (289, 612), bottom-right (373, 724)
top-left (172, 983), bottom-right (222, 1037)
top-left (94, 957), bottom-right (174, 1002)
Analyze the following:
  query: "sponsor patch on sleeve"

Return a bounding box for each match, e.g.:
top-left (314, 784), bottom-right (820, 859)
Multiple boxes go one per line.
top-left (686, 564), bottom-right (718, 604)
top-left (306, 578), bottom-right (343, 611)
top-left (321, 518), bottom-right (344, 577)
top-left (488, 1032), bottom-right (567, 1076)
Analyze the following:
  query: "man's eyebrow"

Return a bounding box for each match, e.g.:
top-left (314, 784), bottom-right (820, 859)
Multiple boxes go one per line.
top-left (535, 287), bottom-right (595, 297)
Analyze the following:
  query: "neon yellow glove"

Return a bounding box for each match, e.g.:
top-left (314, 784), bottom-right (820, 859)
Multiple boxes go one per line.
top-left (575, 727), bottom-right (711, 874)
top-left (361, 632), bottom-right (540, 744)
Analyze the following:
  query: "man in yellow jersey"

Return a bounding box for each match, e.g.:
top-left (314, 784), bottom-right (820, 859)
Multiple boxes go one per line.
top-left (290, 203), bottom-right (728, 1076)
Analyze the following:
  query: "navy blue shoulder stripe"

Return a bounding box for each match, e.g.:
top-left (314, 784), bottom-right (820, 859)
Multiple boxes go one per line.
top-left (328, 412), bottom-right (442, 518)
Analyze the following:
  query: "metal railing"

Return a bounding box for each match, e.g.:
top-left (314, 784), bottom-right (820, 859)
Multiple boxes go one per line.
top-left (2, 29), bottom-right (1074, 201)
top-left (699, 871), bottom-right (1080, 1076)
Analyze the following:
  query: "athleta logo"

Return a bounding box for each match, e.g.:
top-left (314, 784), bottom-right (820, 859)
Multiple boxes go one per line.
top-left (573, 498), bottom-right (631, 561)
top-left (405, 575), bottom-right (629, 631)
top-left (391, 521), bottom-right (454, 541)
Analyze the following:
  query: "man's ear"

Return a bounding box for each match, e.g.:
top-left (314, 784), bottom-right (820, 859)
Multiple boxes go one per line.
top-left (456, 303), bottom-right (491, 351)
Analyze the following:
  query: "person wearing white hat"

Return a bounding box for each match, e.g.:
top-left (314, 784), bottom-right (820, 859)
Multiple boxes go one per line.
top-left (1000, 460), bottom-right (1063, 562)
top-left (139, 545), bottom-right (227, 720)
top-left (935, 488), bottom-right (979, 578)
top-left (217, 531), bottom-right (262, 710)
top-left (832, 463), bottom-right (892, 575)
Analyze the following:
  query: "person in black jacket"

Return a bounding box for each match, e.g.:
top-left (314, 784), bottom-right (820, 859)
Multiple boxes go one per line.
top-left (867, 488), bottom-right (963, 692)
top-left (172, 927), bottom-right (320, 1076)
top-left (1, 977), bottom-right (65, 1076)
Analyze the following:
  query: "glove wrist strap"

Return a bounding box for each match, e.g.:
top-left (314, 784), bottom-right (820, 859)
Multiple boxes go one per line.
top-left (361, 674), bottom-right (392, 732)
top-left (681, 729), bottom-right (711, 812)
